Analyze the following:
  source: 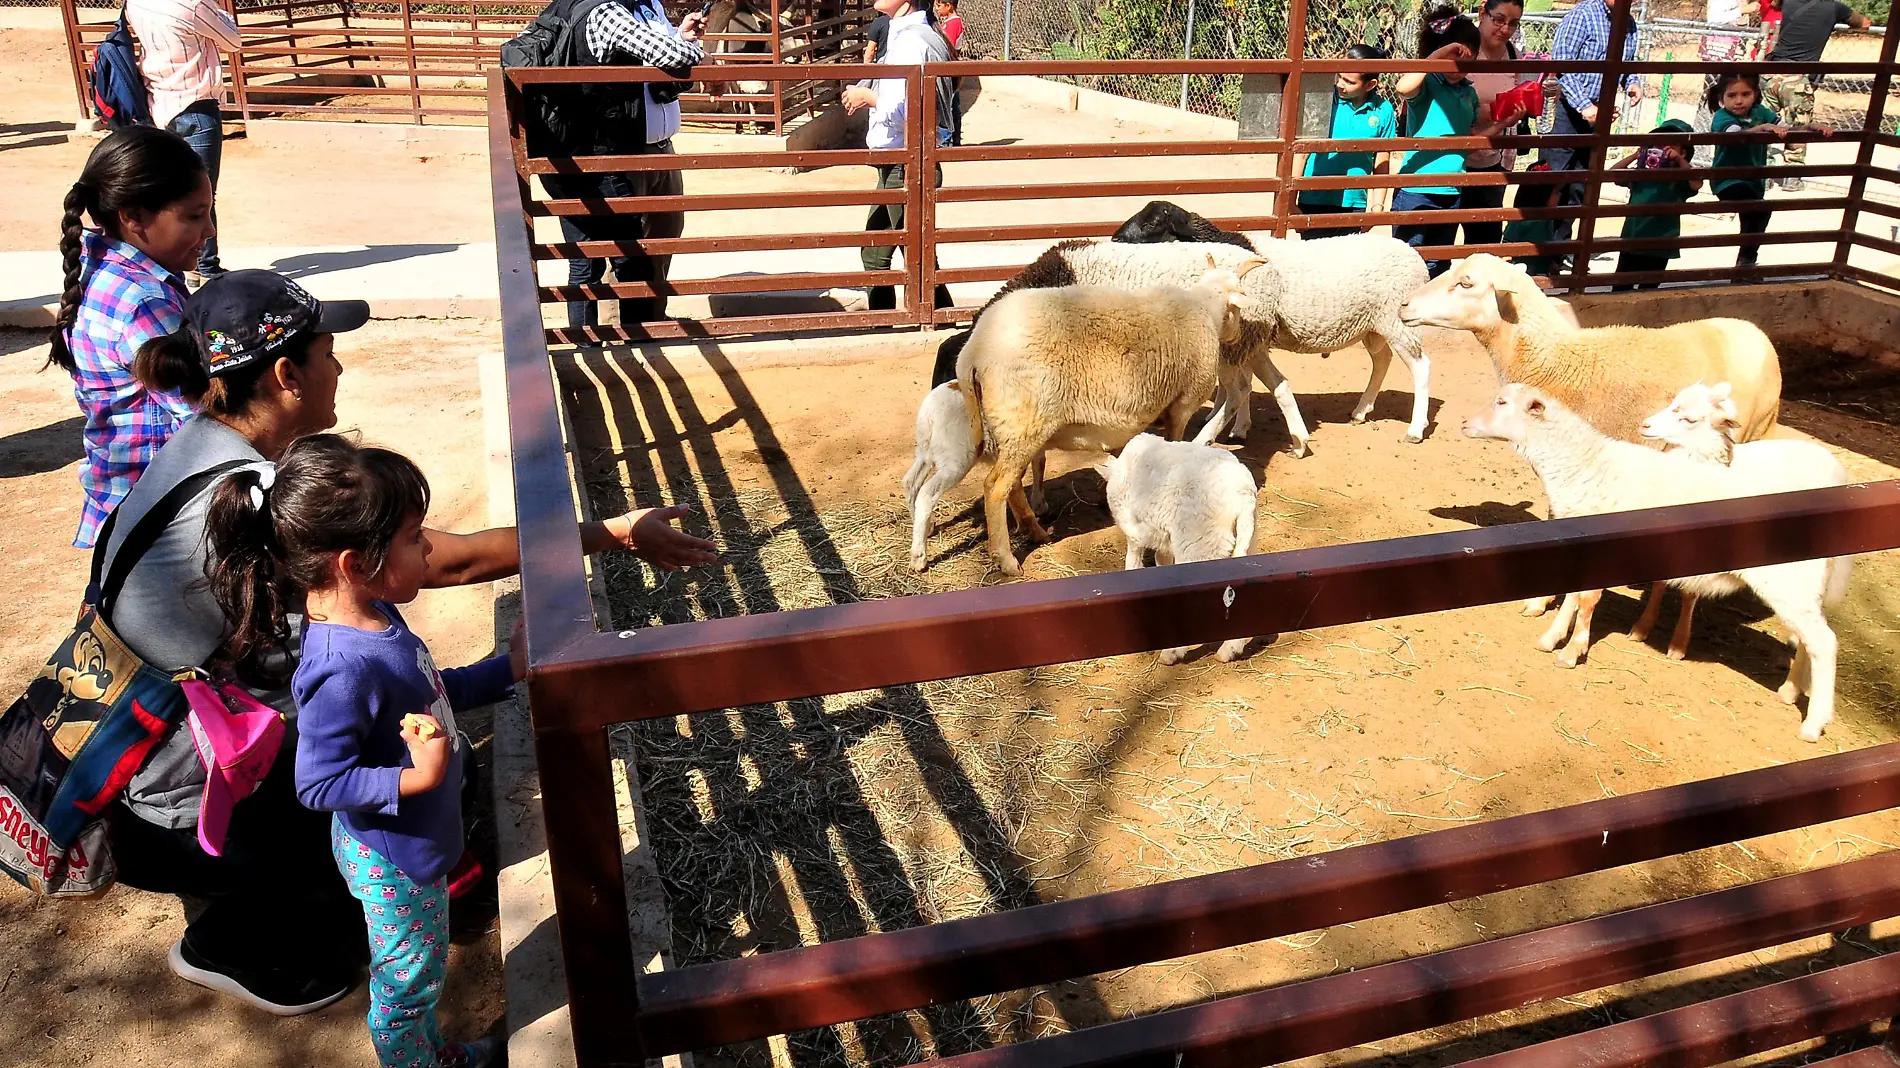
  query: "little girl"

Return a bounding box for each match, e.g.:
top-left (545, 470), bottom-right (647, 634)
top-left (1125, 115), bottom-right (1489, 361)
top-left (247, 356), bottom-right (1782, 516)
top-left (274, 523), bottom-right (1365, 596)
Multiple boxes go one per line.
top-left (1706, 71), bottom-right (1823, 268)
top-left (1396, 7), bottom-right (1527, 276)
top-left (207, 434), bottom-right (514, 1068)
top-left (1611, 119), bottom-right (1702, 290)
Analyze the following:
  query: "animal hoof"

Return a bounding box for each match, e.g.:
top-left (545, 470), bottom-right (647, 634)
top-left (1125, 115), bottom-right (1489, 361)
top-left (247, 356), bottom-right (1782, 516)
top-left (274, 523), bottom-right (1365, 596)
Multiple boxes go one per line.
top-left (1628, 625), bottom-right (1651, 643)
top-left (1403, 432), bottom-right (1424, 444)
top-left (1287, 440), bottom-right (1311, 459)
top-left (996, 554), bottom-right (1022, 576)
top-left (1778, 680), bottom-right (1801, 705)
top-left (1159, 649), bottom-right (1186, 666)
top-left (1216, 640), bottom-right (1248, 663)
top-left (1534, 634), bottom-right (1559, 653)
top-left (1555, 651), bottom-right (1581, 669)
top-left (1350, 413), bottom-right (1371, 425)
top-left (1665, 646), bottom-right (1687, 661)
top-left (1799, 725), bottom-right (1824, 743)
top-left (909, 553), bottom-right (928, 573)
top-left (1522, 597), bottom-right (1552, 617)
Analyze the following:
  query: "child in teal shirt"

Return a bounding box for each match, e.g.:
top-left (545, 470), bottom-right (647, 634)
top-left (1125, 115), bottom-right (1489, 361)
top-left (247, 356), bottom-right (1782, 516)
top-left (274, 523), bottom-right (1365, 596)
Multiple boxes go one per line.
top-left (1299, 44), bottom-right (1398, 240)
top-left (1395, 5), bottom-right (1529, 276)
top-left (1611, 118), bottom-right (1702, 290)
top-left (1706, 71), bottom-right (1830, 268)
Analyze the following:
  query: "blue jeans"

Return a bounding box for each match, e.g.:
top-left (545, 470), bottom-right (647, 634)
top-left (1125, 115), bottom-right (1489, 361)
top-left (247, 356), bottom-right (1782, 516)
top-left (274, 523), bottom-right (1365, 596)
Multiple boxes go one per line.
top-left (1393, 189), bottom-right (1460, 277)
top-left (167, 100), bottom-right (222, 273)
top-left (1457, 167), bottom-right (1507, 249)
top-left (541, 139), bottom-right (685, 331)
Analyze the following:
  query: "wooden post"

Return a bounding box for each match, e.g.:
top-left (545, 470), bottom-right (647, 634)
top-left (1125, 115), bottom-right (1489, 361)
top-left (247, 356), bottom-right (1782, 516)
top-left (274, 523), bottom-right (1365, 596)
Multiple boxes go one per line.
top-left (1270, 0), bottom-right (1311, 238)
top-left (1832, 22), bottom-right (1900, 274)
top-left (1568, 0), bottom-right (1636, 292)
top-left (402, 0), bottom-right (423, 124)
top-left (770, 0), bottom-right (786, 135)
top-left (222, 0), bottom-right (253, 123)
top-left (57, 0), bottom-right (91, 122)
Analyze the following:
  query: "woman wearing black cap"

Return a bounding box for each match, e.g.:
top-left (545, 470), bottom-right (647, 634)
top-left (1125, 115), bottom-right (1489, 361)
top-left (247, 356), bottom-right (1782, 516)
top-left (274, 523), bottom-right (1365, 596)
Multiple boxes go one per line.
top-left (99, 269), bottom-right (717, 1016)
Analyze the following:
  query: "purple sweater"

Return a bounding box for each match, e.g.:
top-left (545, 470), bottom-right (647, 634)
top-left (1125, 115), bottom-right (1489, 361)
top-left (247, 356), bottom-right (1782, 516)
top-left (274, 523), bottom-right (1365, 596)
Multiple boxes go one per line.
top-left (292, 603), bottom-right (513, 884)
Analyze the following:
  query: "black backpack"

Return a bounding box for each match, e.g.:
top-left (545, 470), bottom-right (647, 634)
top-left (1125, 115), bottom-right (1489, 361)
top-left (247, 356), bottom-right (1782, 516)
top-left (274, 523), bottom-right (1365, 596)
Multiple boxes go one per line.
top-left (501, 0), bottom-right (618, 155)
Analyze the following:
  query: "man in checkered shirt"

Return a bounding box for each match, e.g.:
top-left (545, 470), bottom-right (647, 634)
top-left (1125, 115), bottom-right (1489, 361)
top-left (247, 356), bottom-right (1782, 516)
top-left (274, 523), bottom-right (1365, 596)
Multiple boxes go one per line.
top-left (544, 0), bottom-right (706, 331)
top-left (126, 0), bottom-right (241, 281)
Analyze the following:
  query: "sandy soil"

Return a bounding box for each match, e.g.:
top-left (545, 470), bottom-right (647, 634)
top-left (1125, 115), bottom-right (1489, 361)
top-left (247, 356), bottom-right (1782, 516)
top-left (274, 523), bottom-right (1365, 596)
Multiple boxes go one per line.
top-left (561, 327), bottom-right (1900, 1067)
top-left (0, 321), bottom-right (510, 1068)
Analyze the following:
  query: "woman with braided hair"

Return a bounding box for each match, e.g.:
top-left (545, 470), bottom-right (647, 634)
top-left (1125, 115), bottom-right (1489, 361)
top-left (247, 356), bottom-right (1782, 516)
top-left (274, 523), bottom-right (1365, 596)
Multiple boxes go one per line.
top-left (47, 125), bottom-right (213, 549)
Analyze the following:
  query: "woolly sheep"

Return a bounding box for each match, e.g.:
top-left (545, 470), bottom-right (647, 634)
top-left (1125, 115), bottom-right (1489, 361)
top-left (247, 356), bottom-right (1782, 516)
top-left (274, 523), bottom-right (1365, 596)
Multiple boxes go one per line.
top-left (935, 235), bottom-right (1432, 455)
top-left (1399, 253), bottom-right (1784, 443)
top-left (903, 381), bottom-right (1046, 572)
top-left (1097, 433), bottom-right (1259, 665)
top-left (956, 264), bottom-right (1259, 573)
top-left (1465, 384), bottom-right (1853, 742)
top-left (1629, 380), bottom-right (1854, 658)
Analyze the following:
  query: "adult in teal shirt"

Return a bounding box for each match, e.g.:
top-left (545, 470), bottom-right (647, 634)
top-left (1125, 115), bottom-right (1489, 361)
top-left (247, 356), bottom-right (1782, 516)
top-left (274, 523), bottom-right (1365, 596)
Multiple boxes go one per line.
top-left (1299, 44), bottom-right (1398, 240)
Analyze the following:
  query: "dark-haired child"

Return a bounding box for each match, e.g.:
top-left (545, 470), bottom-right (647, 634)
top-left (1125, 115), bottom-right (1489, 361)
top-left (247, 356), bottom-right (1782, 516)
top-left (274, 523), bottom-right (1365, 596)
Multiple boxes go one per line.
top-left (1299, 44), bottom-right (1397, 240)
top-left (1611, 118), bottom-right (1701, 290)
top-left (1707, 71), bottom-right (1825, 268)
top-left (205, 435), bottom-right (513, 1068)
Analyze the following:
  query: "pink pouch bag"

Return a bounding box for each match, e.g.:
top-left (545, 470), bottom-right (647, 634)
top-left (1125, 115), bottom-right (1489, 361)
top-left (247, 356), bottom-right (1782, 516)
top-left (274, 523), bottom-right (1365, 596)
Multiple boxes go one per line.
top-left (179, 675), bottom-right (286, 857)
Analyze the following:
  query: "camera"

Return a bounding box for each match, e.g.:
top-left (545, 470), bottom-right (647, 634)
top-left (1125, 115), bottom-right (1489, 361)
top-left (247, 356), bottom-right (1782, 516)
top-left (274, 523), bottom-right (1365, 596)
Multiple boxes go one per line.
top-left (1639, 146), bottom-right (1673, 169)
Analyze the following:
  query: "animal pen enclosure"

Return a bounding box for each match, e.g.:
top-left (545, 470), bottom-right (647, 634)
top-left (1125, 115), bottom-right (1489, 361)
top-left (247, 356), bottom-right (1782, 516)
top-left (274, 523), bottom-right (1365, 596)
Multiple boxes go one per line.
top-left (493, 5), bottom-right (1900, 1067)
top-left (53, 0), bottom-right (874, 126)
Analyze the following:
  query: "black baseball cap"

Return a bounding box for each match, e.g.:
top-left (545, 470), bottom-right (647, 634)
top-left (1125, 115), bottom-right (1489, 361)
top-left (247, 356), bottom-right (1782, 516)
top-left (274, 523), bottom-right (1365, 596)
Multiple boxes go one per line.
top-left (185, 270), bottom-right (371, 378)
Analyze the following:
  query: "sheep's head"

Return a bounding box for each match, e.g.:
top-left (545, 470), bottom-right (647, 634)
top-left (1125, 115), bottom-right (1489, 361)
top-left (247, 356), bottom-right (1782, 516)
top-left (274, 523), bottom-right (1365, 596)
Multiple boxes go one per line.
top-left (1197, 256), bottom-right (1264, 344)
top-left (1640, 381), bottom-right (1741, 451)
top-left (1464, 383), bottom-right (1561, 444)
top-left (1398, 254), bottom-right (1526, 333)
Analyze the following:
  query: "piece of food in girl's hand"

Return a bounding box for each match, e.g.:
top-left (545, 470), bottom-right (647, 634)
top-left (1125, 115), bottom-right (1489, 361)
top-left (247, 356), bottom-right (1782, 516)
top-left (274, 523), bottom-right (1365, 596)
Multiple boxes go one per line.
top-left (401, 713), bottom-right (440, 740)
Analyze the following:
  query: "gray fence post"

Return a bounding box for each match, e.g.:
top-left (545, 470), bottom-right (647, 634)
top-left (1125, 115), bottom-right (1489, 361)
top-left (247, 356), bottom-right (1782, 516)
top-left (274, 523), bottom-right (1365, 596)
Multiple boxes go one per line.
top-left (1180, 0), bottom-right (1197, 111)
top-left (1003, 0), bottom-right (1013, 60)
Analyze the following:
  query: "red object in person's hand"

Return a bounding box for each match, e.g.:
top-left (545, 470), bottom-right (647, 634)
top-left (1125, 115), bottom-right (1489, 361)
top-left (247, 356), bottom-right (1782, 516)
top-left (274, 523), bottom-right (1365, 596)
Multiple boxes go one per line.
top-left (1492, 78), bottom-right (1545, 124)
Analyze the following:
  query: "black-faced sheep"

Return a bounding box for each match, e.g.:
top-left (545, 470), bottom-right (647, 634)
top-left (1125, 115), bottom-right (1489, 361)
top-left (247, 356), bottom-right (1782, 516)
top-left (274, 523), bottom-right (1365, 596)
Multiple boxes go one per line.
top-left (1111, 201), bottom-right (1259, 251)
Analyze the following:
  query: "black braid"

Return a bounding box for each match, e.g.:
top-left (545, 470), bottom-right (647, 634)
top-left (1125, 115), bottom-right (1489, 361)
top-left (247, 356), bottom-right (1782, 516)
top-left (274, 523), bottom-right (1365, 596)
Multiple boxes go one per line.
top-left (46, 182), bottom-right (89, 374)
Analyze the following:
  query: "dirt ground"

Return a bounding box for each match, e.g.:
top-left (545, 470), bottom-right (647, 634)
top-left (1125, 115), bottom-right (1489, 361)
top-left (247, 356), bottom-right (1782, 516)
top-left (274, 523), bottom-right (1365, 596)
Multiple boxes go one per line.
top-left (0, 321), bottom-right (510, 1068)
top-left (560, 325), bottom-right (1900, 1067)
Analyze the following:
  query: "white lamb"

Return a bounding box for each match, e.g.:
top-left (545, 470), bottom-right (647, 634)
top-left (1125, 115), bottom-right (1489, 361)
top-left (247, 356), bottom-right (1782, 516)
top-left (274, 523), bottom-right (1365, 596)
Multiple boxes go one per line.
top-left (1630, 381), bottom-right (1854, 659)
top-left (903, 381), bottom-right (1046, 572)
top-left (1098, 434), bottom-right (1259, 665)
top-left (972, 235), bottom-right (1431, 455)
top-left (1465, 384), bottom-right (1853, 742)
top-left (957, 262), bottom-right (1259, 573)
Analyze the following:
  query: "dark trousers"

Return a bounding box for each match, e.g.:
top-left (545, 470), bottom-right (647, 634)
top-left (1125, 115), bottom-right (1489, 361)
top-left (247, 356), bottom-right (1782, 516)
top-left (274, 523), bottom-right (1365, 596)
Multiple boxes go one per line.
top-left (544, 139), bottom-right (686, 331)
top-left (1613, 251), bottom-right (1672, 291)
top-left (863, 163), bottom-right (953, 311)
top-left (1393, 189), bottom-right (1460, 277)
top-left (1531, 99), bottom-right (1594, 244)
top-left (107, 751), bottom-right (365, 980)
top-left (167, 100), bottom-right (222, 273)
top-left (1458, 166), bottom-right (1508, 248)
top-left (1298, 202), bottom-right (1361, 240)
top-left (1715, 184), bottom-right (1772, 267)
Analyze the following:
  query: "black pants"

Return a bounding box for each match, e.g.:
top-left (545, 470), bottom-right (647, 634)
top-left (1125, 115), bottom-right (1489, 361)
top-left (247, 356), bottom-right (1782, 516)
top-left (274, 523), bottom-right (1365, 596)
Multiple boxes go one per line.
top-left (107, 751), bottom-right (364, 978)
top-left (1393, 190), bottom-right (1460, 277)
top-left (1528, 99), bottom-right (1594, 244)
top-left (1298, 202), bottom-right (1361, 240)
top-left (1613, 251), bottom-right (1672, 291)
top-left (1458, 166), bottom-right (1508, 248)
top-left (543, 140), bottom-right (686, 330)
top-left (1715, 184), bottom-right (1772, 267)
top-left (862, 163), bottom-right (954, 311)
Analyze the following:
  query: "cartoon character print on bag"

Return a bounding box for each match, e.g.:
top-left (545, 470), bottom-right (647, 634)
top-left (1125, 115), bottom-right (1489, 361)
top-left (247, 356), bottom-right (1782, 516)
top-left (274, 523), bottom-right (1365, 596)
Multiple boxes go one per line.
top-left (414, 645), bottom-right (459, 741)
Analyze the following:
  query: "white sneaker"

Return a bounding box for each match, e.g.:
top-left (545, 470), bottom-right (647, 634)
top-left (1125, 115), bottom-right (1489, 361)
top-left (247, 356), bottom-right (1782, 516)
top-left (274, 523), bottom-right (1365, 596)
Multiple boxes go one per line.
top-left (1780, 176), bottom-right (1804, 193)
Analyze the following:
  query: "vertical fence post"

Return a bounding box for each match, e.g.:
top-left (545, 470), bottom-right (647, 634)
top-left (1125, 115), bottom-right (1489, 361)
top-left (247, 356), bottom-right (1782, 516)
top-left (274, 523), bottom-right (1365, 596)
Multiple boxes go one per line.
top-left (1832, 21), bottom-right (1900, 274)
top-left (401, 0), bottom-right (422, 124)
top-left (221, 0), bottom-right (253, 123)
top-left (1567, 0), bottom-right (1635, 292)
top-left (771, 0), bottom-right (786, 135)
top-left (1002, 0), bottom-right (1012, 60)
top-left (1180, 0), bottom-right (1196, 112)
top-left (908, 67), bottom-right (930, 327)
top-left (1271, 0), bottom-right (1311, 239)
top-left (58, 0), bottom-right (93, 122)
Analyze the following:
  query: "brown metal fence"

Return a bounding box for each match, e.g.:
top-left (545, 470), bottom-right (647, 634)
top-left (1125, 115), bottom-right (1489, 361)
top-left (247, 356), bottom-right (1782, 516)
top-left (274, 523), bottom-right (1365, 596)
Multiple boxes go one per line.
top-left (56, 0), bottom-right (874, 127)
top-left (492, 4), bottom-right (1900, 1065)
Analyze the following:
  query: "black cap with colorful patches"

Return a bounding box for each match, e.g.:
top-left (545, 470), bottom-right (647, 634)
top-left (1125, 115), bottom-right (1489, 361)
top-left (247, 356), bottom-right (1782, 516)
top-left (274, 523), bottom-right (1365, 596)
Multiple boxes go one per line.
top-left (184, 269), bottom-right (370, 378)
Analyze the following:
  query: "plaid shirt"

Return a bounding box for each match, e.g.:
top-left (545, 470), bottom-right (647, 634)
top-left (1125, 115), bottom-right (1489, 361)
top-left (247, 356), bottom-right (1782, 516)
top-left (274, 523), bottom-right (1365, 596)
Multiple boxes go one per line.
top-left (583, 0), bottom-right (704, 68)
top-left (67, 231), bottom-right (196, 549)
top-left (1553, 0), bottom-right (1639, 114)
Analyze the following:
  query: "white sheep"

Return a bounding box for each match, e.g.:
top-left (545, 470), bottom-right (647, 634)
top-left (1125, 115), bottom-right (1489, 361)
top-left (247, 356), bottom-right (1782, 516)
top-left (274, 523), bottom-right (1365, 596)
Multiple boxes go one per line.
top-left (1630, 381), bottom-right (1853, 659)
top-left (903, 381), bottom-right (1046, 572)
top-left (1465, 384), bottom-right (1853, 742)
top-left (956, 263), bottom-right (1259, 573)
top-left (1400, 252), bottom-right (1785, 622)
top-left (1098, 433), bottom-right (1259, 665)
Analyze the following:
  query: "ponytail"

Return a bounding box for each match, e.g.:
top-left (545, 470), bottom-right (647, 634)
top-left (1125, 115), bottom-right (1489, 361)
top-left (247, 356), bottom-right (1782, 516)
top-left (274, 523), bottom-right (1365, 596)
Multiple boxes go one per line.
top-left (205, 466), bottom-right (291, 679)
top-left (46, 182), bottom-right (91, 373)
top-left (44, 127), bottom-right (206, 377)
top-left (133, 328), bottom-right (212, 400)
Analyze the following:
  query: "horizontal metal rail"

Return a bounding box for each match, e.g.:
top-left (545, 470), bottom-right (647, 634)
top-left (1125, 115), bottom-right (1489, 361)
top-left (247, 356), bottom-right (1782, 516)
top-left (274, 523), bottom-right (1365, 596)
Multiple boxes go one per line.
top-left (635, 743), bottom-right (1900, 1052)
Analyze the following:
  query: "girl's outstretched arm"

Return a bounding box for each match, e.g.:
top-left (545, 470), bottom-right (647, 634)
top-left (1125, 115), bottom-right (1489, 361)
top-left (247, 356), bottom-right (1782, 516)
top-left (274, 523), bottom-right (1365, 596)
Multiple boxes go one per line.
top-left (422, 506), bottom-right (717, 587)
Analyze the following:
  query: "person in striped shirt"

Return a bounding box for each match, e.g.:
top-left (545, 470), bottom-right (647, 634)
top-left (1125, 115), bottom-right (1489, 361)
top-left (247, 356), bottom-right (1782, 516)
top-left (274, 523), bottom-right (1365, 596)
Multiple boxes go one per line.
top-left (126, 0), bottom-right (241, 281)
top-left (46, 126), bottom-right (214, 549)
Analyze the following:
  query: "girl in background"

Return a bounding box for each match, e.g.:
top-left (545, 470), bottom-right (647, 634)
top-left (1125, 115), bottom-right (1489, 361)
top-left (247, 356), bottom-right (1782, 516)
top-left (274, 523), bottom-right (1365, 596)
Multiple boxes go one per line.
top-left (47, 126), bottom-right (212, 548)
top-left (1298, 44), bottom-right (1397, 240)
top-left (1707, 71), bottom-right (1823, 267)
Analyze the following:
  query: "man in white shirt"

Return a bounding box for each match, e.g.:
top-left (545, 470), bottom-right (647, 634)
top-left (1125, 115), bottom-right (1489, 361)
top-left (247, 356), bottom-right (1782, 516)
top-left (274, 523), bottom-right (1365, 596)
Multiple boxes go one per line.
top-left (842, 0), bottom-right (956, 312)
top-left (126, 0), bottom-right (241, 280)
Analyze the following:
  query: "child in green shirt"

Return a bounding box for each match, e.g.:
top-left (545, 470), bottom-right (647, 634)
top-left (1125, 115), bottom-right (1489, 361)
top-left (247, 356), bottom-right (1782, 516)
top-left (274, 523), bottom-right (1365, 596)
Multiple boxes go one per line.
top-left (1610, 118), bottom-right (1701, 291)
top-left (1706, 71), bottom-right (1830, 268)
top-left (1299, 44), bottom-right (1399, 240)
